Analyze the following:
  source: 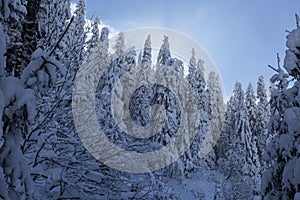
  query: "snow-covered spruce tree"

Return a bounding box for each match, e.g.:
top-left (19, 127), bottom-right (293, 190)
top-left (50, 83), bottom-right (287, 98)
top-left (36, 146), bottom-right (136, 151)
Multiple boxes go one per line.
top-left (37, 0), bottom-right (71, 58)
top-left (0, 38), bottom-right (65, 200)
top-left (46, 0), bottom-right (86, 149)
top-left (40, 26), bottom-right (110, 199)
top-left (245, 83), bottom-right (257, 133)
top-left (63, 0), bottom-right (86, 86)
top-left (86, 16), bottom-right (100, 53)
top-left (218, 82), bottom-right (261, 200)
top-left (31, 0), bottom-right (71, 111)
top-left (255, 75), bottom-right (270, 169)
top-left (157, 35), bottom-right (171, 67)
top-left (183, 49), bottom-right (210, 173)
top-left (136, 34), bottom-right (152, 84)
top-left (206, 71), bottom-right (225, 166)
top-left (141, 34), bottom-right (152, 65)
top-left (0, 23), bottom-right (6, 76)
top-left (262, 24), bottom-right (300, 200)
top-left (114, 32), bottom-right (125, 57)
top-left (215, 95), bottom-right (235, 160)
top-left (22, 0), bottom-right (43, 72)
top-left (1, 0), bottom-right (27, 76)
top-left (20, 2), bottom-right (100, 198)
top-left (99, 27), bottom-right (109, 56)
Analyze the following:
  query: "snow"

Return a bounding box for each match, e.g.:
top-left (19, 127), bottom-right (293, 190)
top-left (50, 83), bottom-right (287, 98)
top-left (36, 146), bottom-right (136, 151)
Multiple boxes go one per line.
top-left (0, 90), bottom-right (4, 147)
top-left (0, 77), bottom-right (23, 106)
top-left (284, 27), bottom-right (300, 78)
top-left (47, 55), bottom-right (66, 76)
top-left (14, 88), bottom-right (36, 123)
top-left (20, 48), bottom-right (45, 84)
top-left (284, 50), bottom-right (299, 76)
top-left (0, 23), bottom-right (6, 77)
top-left (166, 169), bottom-right (218, 200)
top-left (295, 193), bottom-right (300, 200)
top-left (0, 77), bottom-right (36, 124)
top-left (286, 28), bottom-right (300, 53)
top-left (294, 158), bottom-right (300, 185)
top-left (2, 0), bottom-right (10, 18)
top-left (284, 108), bottom-right (300, 133)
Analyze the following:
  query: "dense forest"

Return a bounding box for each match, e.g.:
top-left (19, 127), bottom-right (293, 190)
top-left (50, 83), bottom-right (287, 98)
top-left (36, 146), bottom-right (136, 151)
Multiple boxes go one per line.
top-left (0, 0), bottom-right (299, 199)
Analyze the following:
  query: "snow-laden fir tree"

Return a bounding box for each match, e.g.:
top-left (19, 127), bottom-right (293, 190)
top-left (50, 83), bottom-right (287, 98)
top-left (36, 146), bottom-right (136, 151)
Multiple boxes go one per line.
top-left (215, 95), bottom-right (235, 160)
top-left (262, 23), bottom-right (300, 200)
top-left (217, 82), bottom-right (261, 200)
top-left (37, 0), bottom-right (71, 57)
top-left (0, 23), bottom-right (6, 77)
top-left (255, 75), bottom-right (270, 169)
top-left (183, 49), bottom-right (210, 172)
top-left (206, 71), bottom-right (225, 159)
top-left (87, 16), bottom-right (100, 53)
top-left (245, 83), bottom-right (257, 133)
top-left (114, 32), bottom-right (125, 57)
top-left (1, 0), bottom-right (27, 76)
top-left (186, 49), bottom-right (208, 111)
top-left (141, 34), bottom-right (152, 65)
top-left (22, 0), bottom-right (44, 71)
top-left (99, 27), bottom-right (109, 54)
top-left (157, 35), bottom-right (171, 66)
top-left (63, 0), bottom-right (86, 82)
top-left (0, 40), bottom-right (65, 200)
top-left (136, 34), bottom-right (152, 83)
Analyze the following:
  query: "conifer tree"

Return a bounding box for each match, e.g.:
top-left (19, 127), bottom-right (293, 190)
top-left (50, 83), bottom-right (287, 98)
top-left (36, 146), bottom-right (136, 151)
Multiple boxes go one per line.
top-left (218, 82), bottom-right (261, 200)
top-left (245, 83), bottom-right (256, 133)
top-left (1, 0), bottom-right (27, 76)
top-left (157, 35), bottom-right (171, 66)
top-left (262, 23), bottom-right (300, 200)
top-left (255, 76), bottom-right (270, 169)
top-left (207, 71), bottom-right (225, 144)
top-left (87, 16), bottom-right (100, 53)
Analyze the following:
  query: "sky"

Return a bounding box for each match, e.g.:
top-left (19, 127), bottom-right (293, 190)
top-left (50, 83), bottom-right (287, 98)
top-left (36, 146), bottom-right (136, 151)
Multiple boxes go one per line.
top-left (81, 0), bottom-right (300, 98)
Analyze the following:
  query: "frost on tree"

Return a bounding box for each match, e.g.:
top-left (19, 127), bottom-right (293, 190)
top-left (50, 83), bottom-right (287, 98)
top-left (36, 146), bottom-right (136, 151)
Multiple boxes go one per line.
top-left (262, 24), bottom-right (300, 200)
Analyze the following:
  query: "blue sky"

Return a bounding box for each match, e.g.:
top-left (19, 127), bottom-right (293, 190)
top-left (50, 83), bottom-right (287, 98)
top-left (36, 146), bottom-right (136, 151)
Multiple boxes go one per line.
top-left (83, 0), bottom-right (300, 98)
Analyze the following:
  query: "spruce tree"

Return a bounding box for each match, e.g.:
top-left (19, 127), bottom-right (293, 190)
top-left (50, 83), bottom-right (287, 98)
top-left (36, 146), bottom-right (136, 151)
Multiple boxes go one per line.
top-left (262, 23), bottom-right (300, 200)
top-left (255, 76), bottom-right (270, 169)
top-left (218, 82), bottom-right (261, 200)
top-left (1, 0), bottom-right (27, 76)
top-left (114, 32), bottom-right (125, 56)
top-left (141, 34), bottom-right (152, 65)
top-left (207, 71), bottom-right (225, 145)
top-left (87, 16), bottom-right (100, 53)
top-left (245, 83), bottom-right (257, 133)
top-left (157, 35), bottom-right (171, 66)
